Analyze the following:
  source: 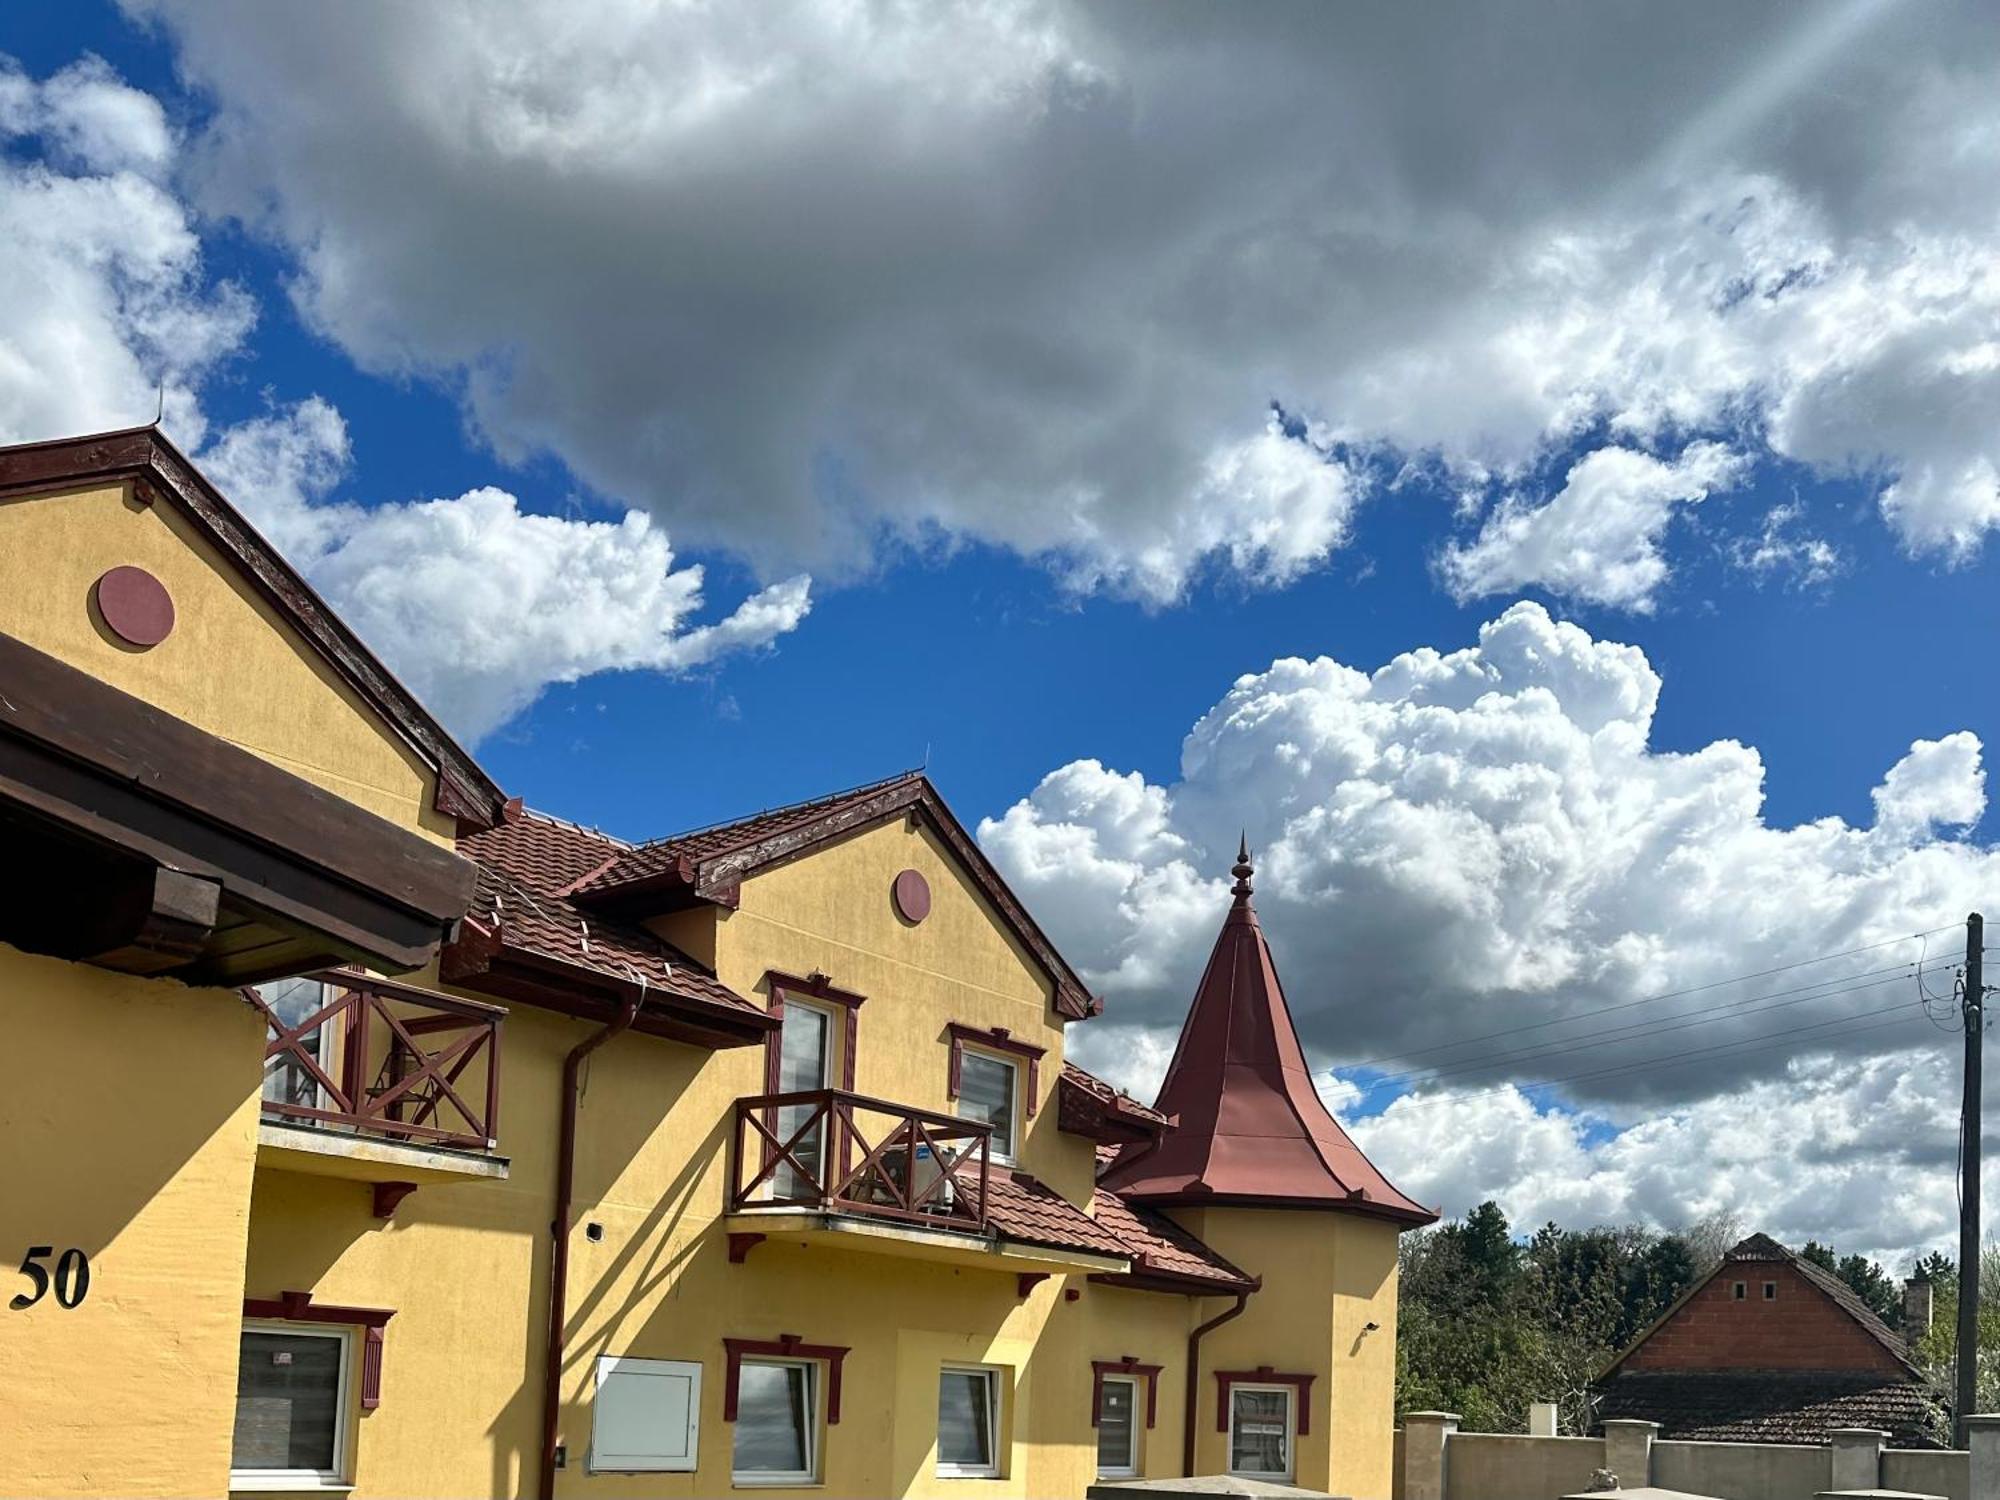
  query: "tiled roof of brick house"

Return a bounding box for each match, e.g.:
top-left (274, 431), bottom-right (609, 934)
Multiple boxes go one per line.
top-left (1593, 1232), bottom-right (1945, 1449)
top-left (1594, 1371), bottom-right (1949, 1448)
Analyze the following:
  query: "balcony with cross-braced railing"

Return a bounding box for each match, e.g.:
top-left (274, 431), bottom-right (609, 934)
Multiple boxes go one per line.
top-left (248, 969), bottom-right (508, 1196)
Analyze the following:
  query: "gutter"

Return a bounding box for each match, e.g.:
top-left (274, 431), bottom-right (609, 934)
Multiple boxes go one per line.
top-left (1184, 1289), bottom-right (1253, 1476)
top-left (537, 993), bottom-right (641, 1500)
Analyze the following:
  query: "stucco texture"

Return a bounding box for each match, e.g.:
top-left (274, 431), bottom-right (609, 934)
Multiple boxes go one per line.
top-left (0, 479), bottom-right (450, 840)
top-left (0, 945), bottom-right (265, 1499)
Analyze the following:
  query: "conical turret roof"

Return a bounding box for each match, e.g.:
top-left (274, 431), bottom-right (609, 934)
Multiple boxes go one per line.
top-left (1098, 839), bottom-right (1436, 1225)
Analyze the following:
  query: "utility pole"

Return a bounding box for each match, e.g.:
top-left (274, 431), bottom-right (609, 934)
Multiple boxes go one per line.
top-left (1960, 911), bottom-right (1985, 1444)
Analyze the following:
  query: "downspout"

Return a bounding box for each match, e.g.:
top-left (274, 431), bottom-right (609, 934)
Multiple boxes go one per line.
top-left (538, 990), bottom-right (641, 1500)
top-left (1184, 1290), bottom-right (1251, 1477)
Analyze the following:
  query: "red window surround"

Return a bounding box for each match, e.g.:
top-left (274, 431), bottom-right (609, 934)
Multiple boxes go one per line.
top-left (243, 1291), bottom-right (395, 1411)
top-left (1214, 1367), bottom-right (1316, 1435)
top-left (763, 971), bottom-right (866, 1092)
top-left (723, 1333), bottom-right (851, 1424)
top-left (1092, 1357), bottom-right (1163, 1428)
top-left (945, 1023), bottom-right (1045, 1118)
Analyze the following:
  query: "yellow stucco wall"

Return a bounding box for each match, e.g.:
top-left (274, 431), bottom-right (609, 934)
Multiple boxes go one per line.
top-left (1174, 1206), bottom-right (1404, 1499)
top-left (233, 814), bottom-right (1175, 1499)
top-left (0, 479), bottom-right (452, 840)
top-left (0, 942), bottom-right (265, 1500)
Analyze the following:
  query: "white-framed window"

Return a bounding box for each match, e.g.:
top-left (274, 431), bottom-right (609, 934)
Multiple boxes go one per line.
top-left (591, 1356), bottom-right (702, 1473)
top-left (1732, 1280), bottom-right (1747, 1300)
top-left (1227, 1383), bottom-right (1295, 1483)
top-left (954, 1050), bottom-right (1019, 1163)
top-left (937, 1365), bottom-right (1002, 1479)
top-left (1763, 1280), bottom-right (1778, 1300)
top-left (1096, 1373), bottom-right (1140, 1478)
top-left (773, 996), bottom-right (837, 1200)
top-left (230, 1321), bottom-right (353, 1490)
top-left (732, 1358), bottom-right (819, 1486)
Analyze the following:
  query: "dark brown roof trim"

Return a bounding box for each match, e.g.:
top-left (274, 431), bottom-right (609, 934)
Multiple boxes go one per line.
top-left (0, 426), bottom-right (505, 832)
top-left (579, 773), bottom-right (1101, 1021)
top-left (1118, 1186), bottom-right (1440, 1226)
top-left (0, 629), bottom-right (475, 976)
top-left (442, 916), bottom-right (775, 1050)
top-left (1088, 1268), bottom-right (1263, 1298)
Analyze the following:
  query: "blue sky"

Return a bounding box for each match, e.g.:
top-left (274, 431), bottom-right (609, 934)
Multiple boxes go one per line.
top-left (10, 1), bottom-right (1997, 840)
top-left (8, 0), bottom-right (2000, 1257)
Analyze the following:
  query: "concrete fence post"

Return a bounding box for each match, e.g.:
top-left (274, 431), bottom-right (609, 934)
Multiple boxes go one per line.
top-left (1966, 1414), bottom-right (2000, 1500)
top-left (1602, 1419), bottom-right (1659, 1489)
top-left (1403, 1411), bottom-right (1460, 1500)
top-left (1828, 1427), bottom-right (1886, 1492)
top-left (1529, 1402), bottom-right (1559, 1437)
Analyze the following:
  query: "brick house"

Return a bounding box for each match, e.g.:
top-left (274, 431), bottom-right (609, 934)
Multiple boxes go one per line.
top-left (1592, 1233), bottom-right (1950, 1447)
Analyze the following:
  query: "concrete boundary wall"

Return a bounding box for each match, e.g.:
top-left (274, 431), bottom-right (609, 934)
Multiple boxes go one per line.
top-left (1393, 1420), bottom-right (1977, 1500)
top-left (1445, 1433), bottom-right (1606, 1500)
top-left (1886, 1448), bottom-right (1972, 1500)
top-left (1652, 1437), bottom-right (1830, 1500)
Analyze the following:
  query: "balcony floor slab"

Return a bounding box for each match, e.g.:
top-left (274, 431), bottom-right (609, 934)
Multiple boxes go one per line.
top-left (724, 1208), bottom-right (1128, 1276)
top-left (257, 1119), bottom-right (510, 1184)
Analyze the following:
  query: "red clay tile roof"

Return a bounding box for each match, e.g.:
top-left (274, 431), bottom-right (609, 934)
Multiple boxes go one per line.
top-left (964, 1169), bottom-right (1131, 1261)
top-left (563, 771), bottom-right (1097, 1021)
top-left (1093, 1187), bottom-right (1257, 1291)
top-left (456, 810), bottom-right (759, 1020)
top-left (1593, 1371), bottom-right (1949, 1448)
top-left (1059, 1060), bottom-right (1171, 1142)
top-left (578, 770), bottom-right (923, 890)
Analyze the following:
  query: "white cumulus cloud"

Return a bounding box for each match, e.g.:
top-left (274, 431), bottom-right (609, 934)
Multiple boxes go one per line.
top-left (1006, 604), bottom-right (2000, 1255)
top-left (112, 1), bottom-right (2000, 608)
top-left (0, 59), bottom-right (810, 742)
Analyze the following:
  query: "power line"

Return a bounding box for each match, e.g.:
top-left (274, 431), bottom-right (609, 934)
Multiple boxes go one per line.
top-left (1357, 959), bottom-right (1960, 1094)
top-left (1333, 925), bottom-right (1966, 1073)
top-left (1340, 997), bottom-right (1931, 1120)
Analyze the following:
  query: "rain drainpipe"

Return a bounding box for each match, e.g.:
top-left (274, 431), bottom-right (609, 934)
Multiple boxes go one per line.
top-left (1184, 1290), bottom-right (1251, 1477)
top-left (538, 992), bottom-right (640, 1500)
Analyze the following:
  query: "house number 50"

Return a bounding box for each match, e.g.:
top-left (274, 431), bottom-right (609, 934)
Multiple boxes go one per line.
top-left (10, 1246), bottom-right (90, 1310)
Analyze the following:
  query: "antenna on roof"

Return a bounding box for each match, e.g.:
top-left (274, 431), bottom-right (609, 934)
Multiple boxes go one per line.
top-left (921, 742), bottom-right (931, 770)
top-left (154, 381), bottom-right (166, 426)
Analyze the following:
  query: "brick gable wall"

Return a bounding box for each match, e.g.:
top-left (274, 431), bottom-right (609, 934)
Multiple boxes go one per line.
top-left (1624, 1262), bottom-right (1907, 1377)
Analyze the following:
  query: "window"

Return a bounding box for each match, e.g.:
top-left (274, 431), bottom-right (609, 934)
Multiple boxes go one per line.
top-left (1228, 1385), bottom-right (1294, 1482)
top-left (591, 1356), bottom-right (701, 1474)
top-left (256, 977), bottom-right (335, 1113)
top-left (938, 1367), bottom-right (1001, 1479)
top-left (1763, 1281), bottom-right (1778, 1300)
top-left (1097, 1374), bottom-right (1140, 1478)
top-left (231, 1323), bottom-right (352, 1487)
top-left (732, 1360), bottom-right (818, 1485)
top-left (1732, 1281), bottom-right (1747, 1300)
top-left (774, 999), bottom-right (834, 1199)
top-left (954, 1051), bottom-right (1019, 1162)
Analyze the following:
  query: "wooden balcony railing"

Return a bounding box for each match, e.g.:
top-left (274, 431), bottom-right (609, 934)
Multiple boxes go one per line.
top-left (248, 970), bottom-right (503, 1152)
top-left (728, 1087), bottom-right (991, 1231)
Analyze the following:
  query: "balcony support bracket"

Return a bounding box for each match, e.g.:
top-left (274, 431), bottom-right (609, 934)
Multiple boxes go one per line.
top-left (371, 1181), bottom-right (419, 1219)
top-left (1017, 1272), bottom-right (1049, 1299)
top-left (728, 1232), bottom-right (766, 1265)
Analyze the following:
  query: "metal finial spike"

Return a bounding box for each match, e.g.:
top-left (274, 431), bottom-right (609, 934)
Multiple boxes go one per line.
top-left (1230, 833), bottom-right (1254, 902)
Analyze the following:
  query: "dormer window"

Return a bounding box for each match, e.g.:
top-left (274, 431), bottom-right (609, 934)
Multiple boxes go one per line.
top-left (955, 1050), bottom-right (1019, 1163)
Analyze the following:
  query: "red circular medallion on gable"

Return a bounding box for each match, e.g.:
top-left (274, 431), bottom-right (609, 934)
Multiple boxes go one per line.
top-left (94, 566), bottom-right (175, 648)
top-left (893, 869), bottom-right (932, 924)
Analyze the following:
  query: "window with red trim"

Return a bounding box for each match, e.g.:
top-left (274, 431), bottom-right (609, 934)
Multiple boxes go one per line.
top-left (1215, 1367), bottom-right (1314, 1483)
top-left (1091, 1357), bottom-right (1160, 1478)
top-left (946, 1024), bottom-right (1045, 1162)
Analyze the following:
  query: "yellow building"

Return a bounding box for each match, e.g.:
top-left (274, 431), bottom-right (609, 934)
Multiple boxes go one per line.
top-left (0, 429), bottom-right (1436, 1500)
